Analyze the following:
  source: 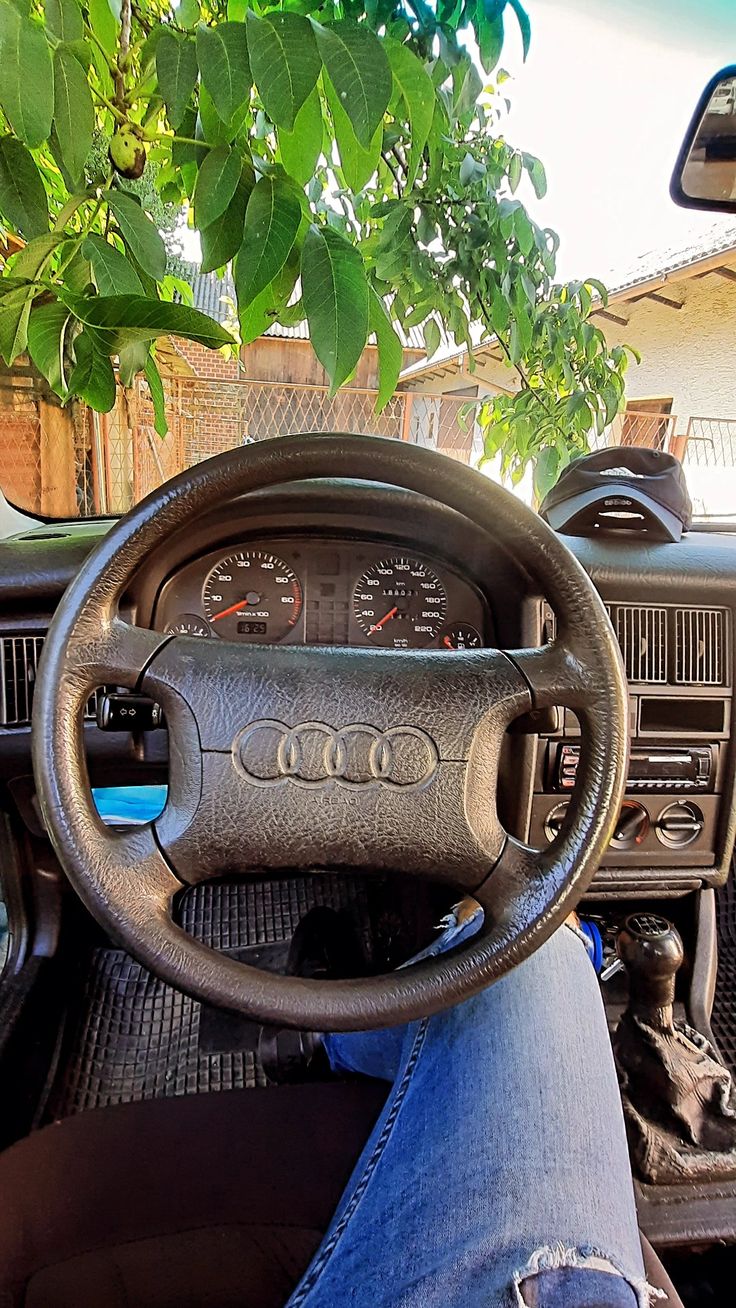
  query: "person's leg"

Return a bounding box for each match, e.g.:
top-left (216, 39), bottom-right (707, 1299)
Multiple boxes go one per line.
top-left (287, 922), bottom-right (654, 1308)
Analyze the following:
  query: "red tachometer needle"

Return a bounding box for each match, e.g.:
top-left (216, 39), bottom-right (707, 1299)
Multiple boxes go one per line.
top-left (370, 605), bottom-right (398, 632)
top-left (211, 597), bottom-right (252, 622)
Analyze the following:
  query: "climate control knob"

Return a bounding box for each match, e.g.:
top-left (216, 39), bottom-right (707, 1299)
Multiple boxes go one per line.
top-left (655, 801), bottom-right (704, 849)
top-left (611, 801), bottom-right (650, 849)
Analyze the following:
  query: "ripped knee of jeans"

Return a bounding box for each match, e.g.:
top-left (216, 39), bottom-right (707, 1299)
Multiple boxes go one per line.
top-left (513, 1245), bottom-right (667, 1308)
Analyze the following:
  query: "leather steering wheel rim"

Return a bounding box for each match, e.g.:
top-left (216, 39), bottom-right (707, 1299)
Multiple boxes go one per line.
top-left (33, 433), bottom-right (628, 1031)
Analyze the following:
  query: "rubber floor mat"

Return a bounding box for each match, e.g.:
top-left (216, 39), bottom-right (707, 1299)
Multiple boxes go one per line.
top-left (48, 874), bottom-right (373, 1117)
top-left (712, 870), bottom-right (736, 1075)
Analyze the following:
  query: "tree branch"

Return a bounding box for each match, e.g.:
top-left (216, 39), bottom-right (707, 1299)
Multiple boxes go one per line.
top-left (114, 0), bottom-right (132, 109)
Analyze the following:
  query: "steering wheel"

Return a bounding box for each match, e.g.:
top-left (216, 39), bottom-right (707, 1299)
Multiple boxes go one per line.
top-left (33, 434), bottom-right (627, 1031)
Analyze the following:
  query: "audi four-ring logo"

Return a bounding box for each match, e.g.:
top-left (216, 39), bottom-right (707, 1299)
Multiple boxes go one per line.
top-left (233, 719), bottom-right (439, 790)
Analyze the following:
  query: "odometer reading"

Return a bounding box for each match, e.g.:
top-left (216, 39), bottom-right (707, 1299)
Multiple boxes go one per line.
top-left (353, 556), bottom-right (447, 648)
top-left (202, 550), bottom-right (303, 643)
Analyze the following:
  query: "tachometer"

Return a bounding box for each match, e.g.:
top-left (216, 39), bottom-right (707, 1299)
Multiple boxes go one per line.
top-left (202, 550), bottom-right (303, 642)
top-left (353, 556), bottom-right (447, 648)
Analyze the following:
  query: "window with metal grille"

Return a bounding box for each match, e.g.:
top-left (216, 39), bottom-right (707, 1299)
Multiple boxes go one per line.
top-left (675, 608), bottom-right (729, 686)
top-left (1, 634), bottom-right (100, 727)
top-left (606, 605), bottom-right (668, 683)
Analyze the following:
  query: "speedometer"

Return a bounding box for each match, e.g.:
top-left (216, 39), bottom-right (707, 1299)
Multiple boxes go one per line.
top-left (202, 550), bottom-right (303, 642)
top-left (353, 556), bottom-right (447, 648)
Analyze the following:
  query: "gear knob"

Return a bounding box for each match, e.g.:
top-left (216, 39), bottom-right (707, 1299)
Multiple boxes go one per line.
top-left (617, 913), bottom-right (684, 1028)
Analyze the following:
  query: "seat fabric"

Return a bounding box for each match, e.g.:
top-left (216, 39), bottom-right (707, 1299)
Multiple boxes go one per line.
top-left (0, 1083), bottom-right (386, 1308)
top-left (0, 1081), bottom-right (684, 1308)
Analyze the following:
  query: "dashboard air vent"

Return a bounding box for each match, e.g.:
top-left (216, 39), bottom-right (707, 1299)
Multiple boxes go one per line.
top-left (675, 608), bottom-right (729, 686)
top-left (1, 634), bottom-right (100, 727)
top-left (607, 604), bottom-right (668, 684)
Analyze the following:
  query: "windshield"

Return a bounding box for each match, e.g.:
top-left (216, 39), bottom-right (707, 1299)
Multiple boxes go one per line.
top-left (1, 0), bottom-right (735, 523)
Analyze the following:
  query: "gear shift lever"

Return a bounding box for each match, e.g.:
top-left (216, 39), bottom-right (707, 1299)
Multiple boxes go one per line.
top-left (613, 912), bottom-right (736, 1182)
top-left (616, 913), bottom-right (684, 1030)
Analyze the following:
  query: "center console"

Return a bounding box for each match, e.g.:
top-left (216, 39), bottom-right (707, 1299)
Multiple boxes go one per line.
top-left (529, 601), bottom-right (733, 894)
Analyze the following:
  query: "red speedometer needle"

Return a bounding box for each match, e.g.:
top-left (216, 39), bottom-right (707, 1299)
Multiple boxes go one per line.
top-left (211, 597), bottom-right (252, 622)
top-left (371, 605), bottom-right (398, 632)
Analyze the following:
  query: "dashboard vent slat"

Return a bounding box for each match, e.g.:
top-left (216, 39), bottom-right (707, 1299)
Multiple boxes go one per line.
top-left (607, 604), bottom-right (668, 684)
top-left (675, 608), bottom-right (728, 686)
top-left (1, 634), bottom-right (44, 726)
top-left (1, 634), bottom-right (101, 727)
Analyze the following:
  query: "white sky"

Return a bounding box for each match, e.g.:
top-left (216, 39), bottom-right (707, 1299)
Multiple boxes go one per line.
top-left (500, 0), bottom-right (736, 282)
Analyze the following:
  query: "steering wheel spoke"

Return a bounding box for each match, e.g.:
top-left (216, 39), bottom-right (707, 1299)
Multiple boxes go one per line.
top-left (58, 615), bottom-right (171, 705)
top-left (503, 639), bottom-right (602, 713)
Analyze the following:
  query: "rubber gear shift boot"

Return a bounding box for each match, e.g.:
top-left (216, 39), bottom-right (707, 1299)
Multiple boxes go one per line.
top-left (615, 1011), bottom-right (736, 1183)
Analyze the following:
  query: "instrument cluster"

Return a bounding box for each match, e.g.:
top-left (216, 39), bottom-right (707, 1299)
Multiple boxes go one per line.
top-left (154, 537), bottom-right (490, 650)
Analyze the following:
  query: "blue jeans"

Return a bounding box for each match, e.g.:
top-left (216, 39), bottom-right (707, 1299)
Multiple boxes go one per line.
top-left (287, 917), bottom-right (653, 1308)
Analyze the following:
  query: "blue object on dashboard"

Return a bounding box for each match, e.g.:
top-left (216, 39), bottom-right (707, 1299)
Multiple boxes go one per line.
top-left (578, 919), bottom-right (604, 973)
top-left (92, 785), bottom-right (168, 826)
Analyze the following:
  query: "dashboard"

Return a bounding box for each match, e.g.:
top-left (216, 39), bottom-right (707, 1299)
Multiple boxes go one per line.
top-left (2, 478), bottom-right (736, 900)
top-left (153, 537), bottom-right (490, 651)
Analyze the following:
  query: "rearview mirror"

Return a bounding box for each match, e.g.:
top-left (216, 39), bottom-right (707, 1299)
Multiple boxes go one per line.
top-left (672, 65), bottom-right (736, 212)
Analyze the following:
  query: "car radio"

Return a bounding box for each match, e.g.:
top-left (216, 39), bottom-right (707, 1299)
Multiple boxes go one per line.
top-left (554, 744), bottom-right (715, 793)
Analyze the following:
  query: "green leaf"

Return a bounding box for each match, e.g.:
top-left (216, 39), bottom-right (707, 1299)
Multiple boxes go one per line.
top-left (301, 224), bottom-right (369, 393)
top-left (459, 151), bottom-right (484, 186)
top-left (236, 175), bottom-right (301, 310)
top-left (385, 40), bottom-right (435, 186)
top-left (87, 0), bottom-right (118, 54)
top-left (509, 0), bottom-right (531, 59)
top-left (0, 136), bottom-right (48, 238)
top-left (7, 231), bottom-right (62, 280)
top-left (227, 0), bottom-right (246, 17)
top-left (312, 19), bottom-right (391, 150)
top-left (27, 301), bottom-right (70, 397)
top-left (278, 87), bottom-right (323, 185)
top-left (196, 21), bottom-right (251, 127)
top-left (0, 5), bottom-right (54, 147)
top-left (145, 356), bottom-right (168, 436)
top-left (105, 191), bottom-right (167, 280)
top-left (172, 103), bottom-right (206, 174)
top-left (176, 0), bottom-right (199, 26)
top-left (200, 167), bottom-right (253, 274)
top-left (423, 318), bottom-right (441, 359)
top-left (476, 1), bottom-right (504, 74)
top-left (64, 294), bottom-right (235, 350)
top-left (326, 77), bottom-right (381, 192)
top-left (247, 11), bottom-right (320, 132)
top-left (45, 0), bottom-right (83, 42)
top-left (82, 234), bottom-right (144, 295)
top-left (156, 31), bottom-right (198, 129)
top-left (237, 250), bottom-right (298, 345)
top-left (452, 55), bottom-right (481, 117)
top-left (0, 287), bottom-right (33, 364)
top-left (369, 289), bottom-right (402, 411)
top-left (60, 242), bottom-right (92, 293)
top-left (524, 153), bottom-right (547, 199)
top-left (532, 445), bottom-right (559, 503)
top-left (585, 277), bottom-right (608, 307)
top-left (193, 145), bottom-right (242, 229)
top-left (118, 338), bottom-right (149, 386)
top-left (53, 44), bottom-right (94, 185)
top-left (508, 150), bottom-right (522, 194)
top-left (68, 329), bottom-right (116, 411)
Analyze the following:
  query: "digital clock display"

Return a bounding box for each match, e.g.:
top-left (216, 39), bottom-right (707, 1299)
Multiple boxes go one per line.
top-left (237, 621), bottom-right (268, 635)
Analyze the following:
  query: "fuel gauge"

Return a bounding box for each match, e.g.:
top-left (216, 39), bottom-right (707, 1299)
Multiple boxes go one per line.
top-left (439, 622), bottom-right (482, 650)
top-left (164, 614), bottom-right (214, 637)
